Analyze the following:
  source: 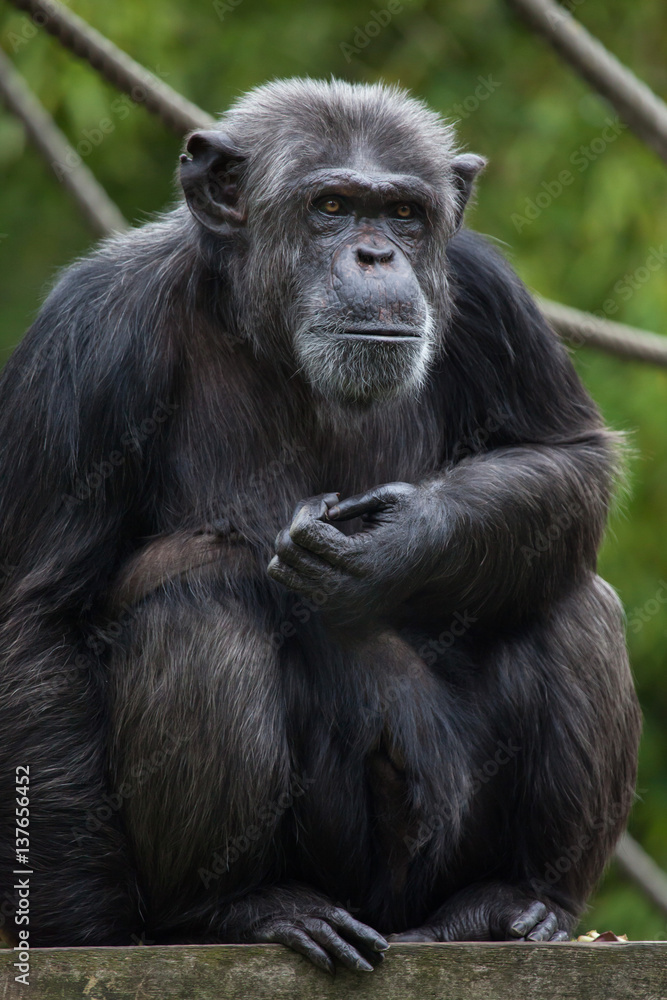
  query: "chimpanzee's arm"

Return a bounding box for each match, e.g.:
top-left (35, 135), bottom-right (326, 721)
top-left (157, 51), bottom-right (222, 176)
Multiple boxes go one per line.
top-left (269, 231), bottom-right (617, 627)
top-left (0, 251), bottom-right (176, 944)
top-left (325, 436), bottom-right (612, 627)
top-left (404, 229), bottom-right (616, 622)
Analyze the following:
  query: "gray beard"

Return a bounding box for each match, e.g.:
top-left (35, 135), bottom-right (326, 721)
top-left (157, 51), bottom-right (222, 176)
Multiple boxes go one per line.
top-left (293, 315), bottom-right (436, 406)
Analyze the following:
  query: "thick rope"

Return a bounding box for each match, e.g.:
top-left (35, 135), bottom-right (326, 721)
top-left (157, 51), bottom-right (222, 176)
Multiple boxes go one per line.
top-left (0, 46), bottom-right (126, 235)
top-left (540, 298), bottom-right (667, 367)
top-left (4, 0), bottom-right (667, 365)
top-left (616, 833), bottom-right (667, 920)
top-left (5, 0), bottom-right (214, 133)
top-left (507, 0), bottom-right (667, 165)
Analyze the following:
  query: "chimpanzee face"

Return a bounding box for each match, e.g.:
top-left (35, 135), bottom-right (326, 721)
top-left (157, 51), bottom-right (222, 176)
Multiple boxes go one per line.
top-left (288, 164), bottom-right (436, 405)
top-left (180, 84), bottom-right (484, 405)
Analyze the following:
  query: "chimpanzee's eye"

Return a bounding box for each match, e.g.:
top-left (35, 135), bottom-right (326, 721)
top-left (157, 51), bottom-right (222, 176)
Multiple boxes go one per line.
top-left (395, 204), bottom-right (413, 218)
top-left (314, 197), bottom-right (349, 216)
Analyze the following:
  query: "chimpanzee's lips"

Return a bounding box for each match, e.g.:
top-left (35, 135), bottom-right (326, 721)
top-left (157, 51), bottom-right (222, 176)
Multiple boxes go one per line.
top-left (340, 326), bottom-right (422, 342)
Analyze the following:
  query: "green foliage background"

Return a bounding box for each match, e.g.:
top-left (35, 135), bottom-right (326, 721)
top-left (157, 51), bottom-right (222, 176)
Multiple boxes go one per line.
top-left (0, 0), bottom-right (665, 940)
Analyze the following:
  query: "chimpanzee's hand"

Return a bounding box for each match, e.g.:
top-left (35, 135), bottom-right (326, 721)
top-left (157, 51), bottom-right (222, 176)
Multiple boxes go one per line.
top-left (228, 890), bottom-right (388, 974)
top-left (267, 483), bottom-right (443, 627)
top-left (388, 883), bottom-right (571, 943)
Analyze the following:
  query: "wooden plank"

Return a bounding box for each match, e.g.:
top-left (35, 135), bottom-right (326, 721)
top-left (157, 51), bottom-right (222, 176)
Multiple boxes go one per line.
top-left (1, 942), bottom-right (666, 1000)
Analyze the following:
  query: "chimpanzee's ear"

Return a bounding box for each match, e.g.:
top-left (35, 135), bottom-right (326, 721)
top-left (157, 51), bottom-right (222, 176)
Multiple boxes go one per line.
top-left (179, 130), bottom-right (247, 234)
top-left (450, 153), bottom-right (487, 232)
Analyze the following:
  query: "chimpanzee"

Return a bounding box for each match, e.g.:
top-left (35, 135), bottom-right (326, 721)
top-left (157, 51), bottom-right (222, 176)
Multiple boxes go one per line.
top-left (0, 78), bottom-right (640, 973)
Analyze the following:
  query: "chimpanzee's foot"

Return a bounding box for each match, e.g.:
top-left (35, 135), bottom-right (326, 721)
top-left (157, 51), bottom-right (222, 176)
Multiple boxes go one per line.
top-left (389, 882), bottom-right (572, 943)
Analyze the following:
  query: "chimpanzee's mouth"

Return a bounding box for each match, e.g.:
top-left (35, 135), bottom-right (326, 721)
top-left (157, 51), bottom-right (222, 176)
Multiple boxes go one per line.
top-left (340, 326), bottom-right (422, 342)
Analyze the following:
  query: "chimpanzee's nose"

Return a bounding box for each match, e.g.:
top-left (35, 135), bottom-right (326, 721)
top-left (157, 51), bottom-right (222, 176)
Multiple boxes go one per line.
top-left (356, 244), bottom-right (395, 266)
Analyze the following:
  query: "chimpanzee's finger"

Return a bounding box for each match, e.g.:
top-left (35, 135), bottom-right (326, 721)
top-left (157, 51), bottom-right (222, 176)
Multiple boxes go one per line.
top-left (302, 918), bottom-right (375, 972)
top-left (275, 528), bottom-right (343, 578)
top-left (327, 482), bottom-right (414, 521)
top-left (264, 923), bottom-right (335, 975)
top-left (526, 912), bottom-right (559, 941)
top-left (289, 493), bottom-right (340, 523)
top-left (267, 557), bottom-right (315, 595)
top-left (288, 497), bottom-right (366, 568)
top-left (328, 907), bottom-right (389, 953)
top-left (508, 901), bottom-right (548, 938)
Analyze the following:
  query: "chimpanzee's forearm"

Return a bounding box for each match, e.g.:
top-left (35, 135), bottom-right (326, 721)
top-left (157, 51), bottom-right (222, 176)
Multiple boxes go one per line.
top-left (411, 432), bottom-right (615, 624)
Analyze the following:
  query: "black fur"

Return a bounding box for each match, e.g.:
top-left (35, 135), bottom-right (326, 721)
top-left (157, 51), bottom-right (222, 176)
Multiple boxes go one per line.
top-left (0, 79), bottom-right (639, 969)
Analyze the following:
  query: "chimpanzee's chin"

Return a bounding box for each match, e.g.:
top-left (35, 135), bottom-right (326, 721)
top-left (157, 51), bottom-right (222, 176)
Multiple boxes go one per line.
top-left (296, 332), bottom-right (432, 405)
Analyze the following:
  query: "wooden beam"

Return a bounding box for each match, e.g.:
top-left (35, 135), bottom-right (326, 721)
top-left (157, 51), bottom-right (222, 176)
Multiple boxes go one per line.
top-left (1, 941), bottom-right (666, 999)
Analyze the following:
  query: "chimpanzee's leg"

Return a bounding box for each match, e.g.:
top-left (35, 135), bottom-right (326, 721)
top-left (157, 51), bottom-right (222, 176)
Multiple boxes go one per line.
top-left (107, 544), bottom-right (387, 971)
top-left (391, 574), bottom-right (640, 943)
